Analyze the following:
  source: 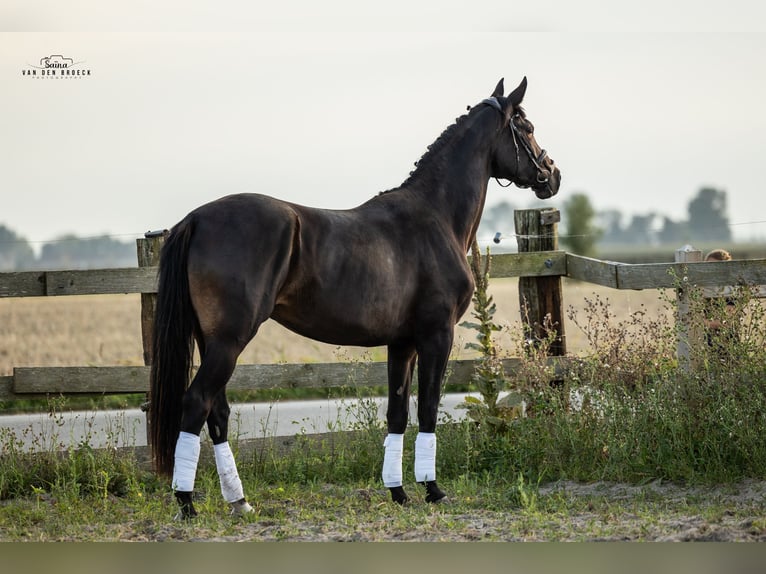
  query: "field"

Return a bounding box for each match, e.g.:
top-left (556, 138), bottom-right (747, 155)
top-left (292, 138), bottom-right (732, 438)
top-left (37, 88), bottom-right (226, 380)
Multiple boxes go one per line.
top-left (0, 278), bottom-right (674, 375)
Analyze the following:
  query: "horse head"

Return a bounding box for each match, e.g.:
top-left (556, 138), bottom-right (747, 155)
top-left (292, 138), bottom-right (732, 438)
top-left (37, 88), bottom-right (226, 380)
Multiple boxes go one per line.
top-left (486, 77), bottom-right (561, 199)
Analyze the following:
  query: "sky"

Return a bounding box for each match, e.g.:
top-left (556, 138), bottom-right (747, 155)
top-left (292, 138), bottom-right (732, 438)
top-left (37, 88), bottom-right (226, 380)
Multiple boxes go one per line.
top-left (2, 1), bottom-right (766, 251)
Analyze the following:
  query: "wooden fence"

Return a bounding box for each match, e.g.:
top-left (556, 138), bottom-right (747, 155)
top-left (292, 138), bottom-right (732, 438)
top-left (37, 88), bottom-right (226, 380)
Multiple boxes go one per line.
top-left (2, 207), bottom-right (766, 404)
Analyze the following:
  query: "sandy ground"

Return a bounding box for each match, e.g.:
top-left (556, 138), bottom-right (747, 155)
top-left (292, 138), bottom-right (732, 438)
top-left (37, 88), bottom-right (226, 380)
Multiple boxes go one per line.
top-left (118, 479), bottom-right (766, 542)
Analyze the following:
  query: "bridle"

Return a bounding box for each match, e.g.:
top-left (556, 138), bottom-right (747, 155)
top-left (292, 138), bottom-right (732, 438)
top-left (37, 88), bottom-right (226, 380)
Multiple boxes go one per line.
top-left (481, 97), bottom-right (550, 187)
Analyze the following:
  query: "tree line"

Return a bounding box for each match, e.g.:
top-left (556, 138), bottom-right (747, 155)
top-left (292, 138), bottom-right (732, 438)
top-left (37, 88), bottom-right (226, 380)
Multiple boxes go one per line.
top-left (478, 186), bottom-right (733, 257)
top-left (0, 228), bottom-right (137, 271)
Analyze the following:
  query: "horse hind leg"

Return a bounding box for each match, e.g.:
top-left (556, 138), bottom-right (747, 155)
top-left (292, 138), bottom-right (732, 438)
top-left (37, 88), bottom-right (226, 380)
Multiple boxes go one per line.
top-left (207, 392), bottom-right (253, 515)
top-left (383, 343), bottom-right (416, 505)
top-left (172, 338), bottom-right (243, 519)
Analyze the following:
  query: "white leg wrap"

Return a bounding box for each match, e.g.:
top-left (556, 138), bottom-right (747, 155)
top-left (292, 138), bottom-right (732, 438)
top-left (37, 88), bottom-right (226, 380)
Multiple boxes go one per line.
top-left (382, 433), bottom-right (404, 488)
top-left (172, 432), bottom-right (200, 493)
top-left (214, 441), bottom-right (246, 503)
top-left (414, 432), bottom-right (436, 483)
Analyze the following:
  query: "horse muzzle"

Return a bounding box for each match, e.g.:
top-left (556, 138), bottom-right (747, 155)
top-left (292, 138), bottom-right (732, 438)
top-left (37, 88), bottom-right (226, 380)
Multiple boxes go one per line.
top-left (533, 165), bottom-right (561, 199)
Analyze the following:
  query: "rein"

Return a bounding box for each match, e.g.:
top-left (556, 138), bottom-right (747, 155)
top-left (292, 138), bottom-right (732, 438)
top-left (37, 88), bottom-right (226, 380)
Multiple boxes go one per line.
top-left (481, 97), bottom-right (550, 187)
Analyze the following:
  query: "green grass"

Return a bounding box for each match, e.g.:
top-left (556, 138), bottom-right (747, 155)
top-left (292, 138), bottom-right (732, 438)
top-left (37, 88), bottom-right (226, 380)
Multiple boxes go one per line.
top-left (2, 459), bottom-right (764, 541)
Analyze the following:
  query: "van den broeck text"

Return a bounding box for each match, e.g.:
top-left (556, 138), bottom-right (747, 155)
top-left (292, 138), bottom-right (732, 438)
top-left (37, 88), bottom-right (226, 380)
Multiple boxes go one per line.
top-left (22, 69), bottom-right (91, 76)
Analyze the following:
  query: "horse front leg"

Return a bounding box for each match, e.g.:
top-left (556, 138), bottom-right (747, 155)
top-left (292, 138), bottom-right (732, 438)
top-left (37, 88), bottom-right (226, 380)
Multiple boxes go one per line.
top-left (415, 328), bottom-right (453, 503)
top-left (384, 342), bottom-right (416, 505)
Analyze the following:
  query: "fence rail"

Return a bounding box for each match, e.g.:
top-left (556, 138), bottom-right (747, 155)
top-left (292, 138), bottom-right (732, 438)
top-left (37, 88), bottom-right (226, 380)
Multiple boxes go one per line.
top-left (4, 254), bottom-right (765, 299)
top-left (0, 358), bottom-right (561, 403)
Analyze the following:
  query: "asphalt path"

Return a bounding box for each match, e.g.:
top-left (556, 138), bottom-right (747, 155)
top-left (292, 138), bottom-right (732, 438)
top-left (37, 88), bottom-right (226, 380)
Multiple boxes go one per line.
top-left (0, 393), bottom-right (480, 452)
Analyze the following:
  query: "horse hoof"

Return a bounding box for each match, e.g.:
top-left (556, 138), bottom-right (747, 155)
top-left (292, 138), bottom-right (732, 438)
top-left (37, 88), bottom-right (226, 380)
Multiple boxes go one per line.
top-left (174, 491), bottom-right (198, 520)
top-left (230, 499), bottom-right (254, 515)
top-left (389, 486), bottom-right (409, 506)
top-left (424, 481), bottom-right (447, 504)
top-left (174, 509), bottom-right (196, 521)
top-left (173, 504), bottom-right (198, 521)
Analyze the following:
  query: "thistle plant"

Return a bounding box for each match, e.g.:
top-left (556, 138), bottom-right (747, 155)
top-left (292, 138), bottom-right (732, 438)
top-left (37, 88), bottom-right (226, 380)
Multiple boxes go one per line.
top-left (459, 239), bottom-right (517, 431)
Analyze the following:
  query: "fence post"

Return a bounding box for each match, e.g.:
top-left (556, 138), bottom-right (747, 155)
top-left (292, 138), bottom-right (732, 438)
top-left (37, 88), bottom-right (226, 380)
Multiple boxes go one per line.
top-left (675, 244), bottom-right (703, 371)
top-left (513, 208), bottom-right (566, 355)
top-left (137, 231), bottom-right (167, 366)
top-left (136, 230), bottom-right (167, 449)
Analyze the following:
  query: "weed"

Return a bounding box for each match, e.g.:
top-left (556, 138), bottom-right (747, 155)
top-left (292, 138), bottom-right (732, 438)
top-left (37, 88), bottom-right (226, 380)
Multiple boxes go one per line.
top-left (457, 240), bottom-right (519, 431)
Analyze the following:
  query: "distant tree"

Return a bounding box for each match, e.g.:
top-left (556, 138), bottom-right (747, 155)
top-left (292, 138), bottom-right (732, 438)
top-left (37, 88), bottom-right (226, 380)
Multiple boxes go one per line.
top-left (656, 216), bottom-right (688, 246)
top-left (0, 225), bottom-right (35, 270)
top-left (38, 234), bottom-right (136, 269)
top-left (687, 187), bottom-right (731, 242)
top-left (596, 209), bottom-right (625, 244)
top-left (561, 193), bottom-right (602, 256)
top-left (620, 213), bottom-right (658, 245)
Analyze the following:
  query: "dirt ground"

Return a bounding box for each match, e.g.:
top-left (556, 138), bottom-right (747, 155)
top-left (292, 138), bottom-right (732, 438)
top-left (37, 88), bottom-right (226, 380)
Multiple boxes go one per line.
top-left (117, 479), bottom-right (766, 542)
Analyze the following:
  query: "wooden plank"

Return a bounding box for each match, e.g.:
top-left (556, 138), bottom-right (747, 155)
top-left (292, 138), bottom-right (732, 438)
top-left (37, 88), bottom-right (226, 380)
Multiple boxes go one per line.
top-left (0, 375), bottom-right (16, 401)
top-left (11, 364), bottom-right (388, 395)
top-left (9, 358), bottom-right (560, 398)
top-left (615, 262), bottom-right (678, 290)
top-left (0, 271), bottom-right (46, 297)
top-left (227, 362), bottom-right (388, 391)
top-left (615, 259), bottom-right (766, 290)
top-left (45, 267), bottom-right (158, 296)
top-left (14, 366), bottom-right (151, 394)
top-left (683, 259), bottom-right (766, 288)
top-left (565, 254), bottom-right (619, 288)
top-left (487, 251), bottom-right (567, 279)
top-left (702, 285), bottom-right (766, 298)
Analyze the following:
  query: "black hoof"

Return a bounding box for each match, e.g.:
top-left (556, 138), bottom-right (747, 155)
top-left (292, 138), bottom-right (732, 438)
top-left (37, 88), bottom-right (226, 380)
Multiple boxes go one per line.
top-left (174, 491), bottom-right (198, 520)
top-left (424, 480), bottom-right (447, 504)
top-left (389, 486), bottom-right (409, 506)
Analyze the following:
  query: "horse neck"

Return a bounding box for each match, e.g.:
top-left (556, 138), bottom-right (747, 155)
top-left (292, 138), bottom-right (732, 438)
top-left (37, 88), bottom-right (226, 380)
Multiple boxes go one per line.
top-left (408, 109), bottom-right (498, 251)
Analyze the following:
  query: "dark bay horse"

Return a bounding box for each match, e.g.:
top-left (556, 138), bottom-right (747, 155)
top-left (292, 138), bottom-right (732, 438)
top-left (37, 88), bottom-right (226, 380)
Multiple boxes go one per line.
top-left (149, 77), bottom-right (561, 518)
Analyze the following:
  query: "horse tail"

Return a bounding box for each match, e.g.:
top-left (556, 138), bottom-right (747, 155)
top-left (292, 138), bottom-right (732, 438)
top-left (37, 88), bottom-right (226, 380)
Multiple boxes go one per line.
top-left (149, 217), bottom-right (197, 477)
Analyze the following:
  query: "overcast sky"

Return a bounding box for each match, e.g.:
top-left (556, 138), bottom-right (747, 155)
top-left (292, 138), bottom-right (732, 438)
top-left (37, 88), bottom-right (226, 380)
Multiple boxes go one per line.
top-left (3, 2), bottom-right (766, 250)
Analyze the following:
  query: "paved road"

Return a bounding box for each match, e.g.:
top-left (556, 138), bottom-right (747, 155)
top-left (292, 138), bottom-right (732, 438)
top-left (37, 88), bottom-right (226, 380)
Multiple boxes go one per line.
top-left (0, 393), bottom-right (480, 452)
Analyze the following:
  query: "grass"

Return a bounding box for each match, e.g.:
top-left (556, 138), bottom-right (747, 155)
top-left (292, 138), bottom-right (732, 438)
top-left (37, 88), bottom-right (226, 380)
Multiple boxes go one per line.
top-left (2, 448), bottom-right (765, 541)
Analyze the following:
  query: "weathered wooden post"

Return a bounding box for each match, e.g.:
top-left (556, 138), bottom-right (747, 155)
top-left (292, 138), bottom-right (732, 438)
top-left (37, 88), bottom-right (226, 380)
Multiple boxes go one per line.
top-left (137, 230), bottom-right (167, 365)
top-left (675, 244), bottom-right (703, 371)
top-left (513, 208), bottom-right (566, 355)
top-left (136, 230), bottom-right (167, 446)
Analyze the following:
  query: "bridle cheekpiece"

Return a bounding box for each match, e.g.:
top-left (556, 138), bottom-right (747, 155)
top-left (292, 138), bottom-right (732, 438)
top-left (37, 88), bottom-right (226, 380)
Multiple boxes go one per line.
top-left (481, 97), bottom-right (550, 187)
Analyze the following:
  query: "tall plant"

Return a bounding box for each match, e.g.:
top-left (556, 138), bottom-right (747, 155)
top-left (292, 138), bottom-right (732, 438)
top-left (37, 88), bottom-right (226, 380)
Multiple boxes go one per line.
top-left (459, 240), bottom-right (518, 431)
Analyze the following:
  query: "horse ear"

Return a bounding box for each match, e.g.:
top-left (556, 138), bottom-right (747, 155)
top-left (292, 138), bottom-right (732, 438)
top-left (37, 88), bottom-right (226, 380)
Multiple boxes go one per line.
top-left (491, 78), bottom-right (504, 98)
top-left (507, 76), bottom-right (528, 107)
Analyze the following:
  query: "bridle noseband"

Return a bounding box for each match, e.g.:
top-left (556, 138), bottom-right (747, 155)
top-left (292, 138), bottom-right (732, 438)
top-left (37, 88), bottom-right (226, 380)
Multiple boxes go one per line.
top-left (481, 97), bottom-right (550, 186)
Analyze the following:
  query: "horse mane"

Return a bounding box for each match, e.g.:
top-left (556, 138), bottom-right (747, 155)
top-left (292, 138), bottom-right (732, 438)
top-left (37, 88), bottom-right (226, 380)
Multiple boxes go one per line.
top-left (377, 110), bottom-right (471, 196)
top-left (376, 100), bottom-right (525, 197)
